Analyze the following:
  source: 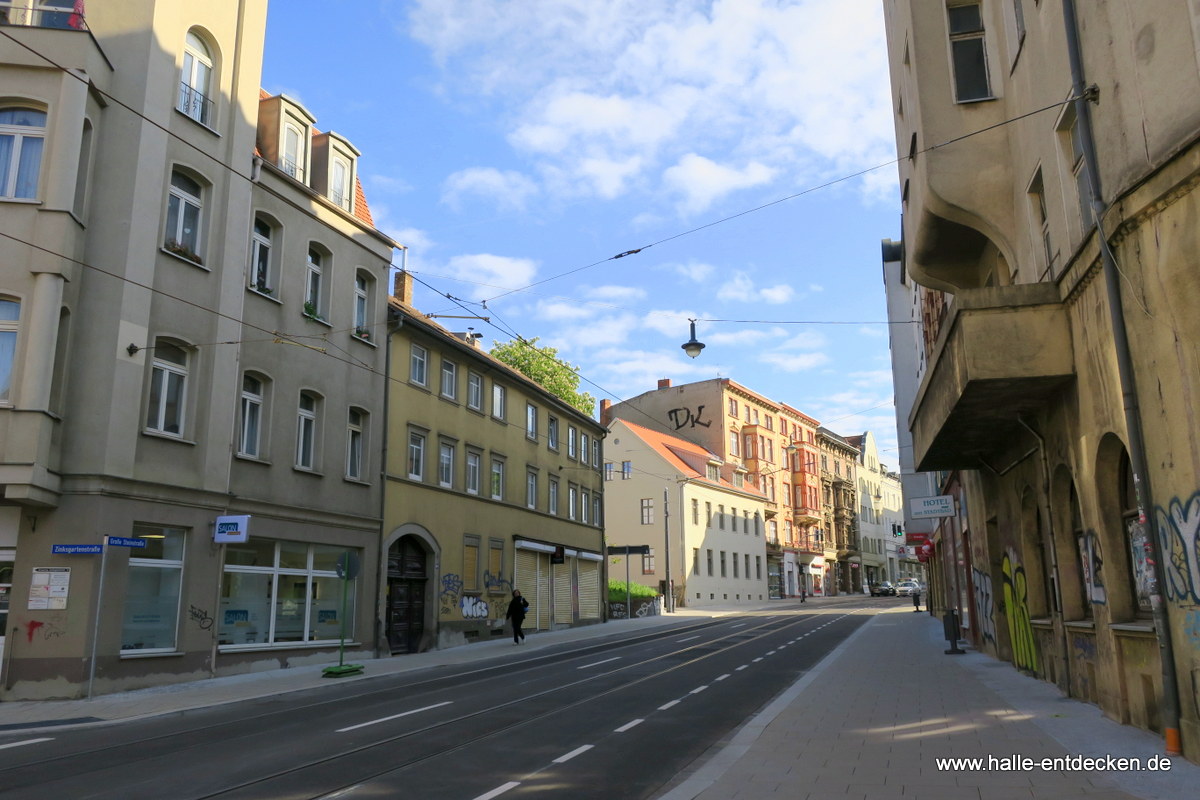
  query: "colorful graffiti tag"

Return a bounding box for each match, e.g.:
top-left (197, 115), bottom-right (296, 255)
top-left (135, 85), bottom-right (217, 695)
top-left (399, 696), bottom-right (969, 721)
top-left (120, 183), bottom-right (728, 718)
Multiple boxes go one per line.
top-left (1002, 548), bottom-right (1039, 672)
top-left (1157, 492), bottom-right (1200, 604)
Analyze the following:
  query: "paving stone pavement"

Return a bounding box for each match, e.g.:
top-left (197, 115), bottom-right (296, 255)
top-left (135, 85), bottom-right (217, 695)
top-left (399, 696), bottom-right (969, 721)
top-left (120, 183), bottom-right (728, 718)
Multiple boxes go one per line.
top-left (659, 605), bottom-right (1198, 800)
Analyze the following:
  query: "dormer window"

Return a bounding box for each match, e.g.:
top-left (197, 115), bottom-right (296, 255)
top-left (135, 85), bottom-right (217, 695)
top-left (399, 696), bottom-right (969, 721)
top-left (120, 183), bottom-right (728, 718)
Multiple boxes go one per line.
top-left (283, 120), bottom-right (305, 182)
top-left (331, 156), bottom-right (351, 211)
top-left (311, 131), bottom-right (359, 214)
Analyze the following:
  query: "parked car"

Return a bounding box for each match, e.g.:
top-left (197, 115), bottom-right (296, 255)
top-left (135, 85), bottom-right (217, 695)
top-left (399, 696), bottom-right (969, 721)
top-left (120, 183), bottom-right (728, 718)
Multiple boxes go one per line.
top-left (895, 580), bottom-right (920, 596)
top-left (869, 581), bottom-right (896, 596)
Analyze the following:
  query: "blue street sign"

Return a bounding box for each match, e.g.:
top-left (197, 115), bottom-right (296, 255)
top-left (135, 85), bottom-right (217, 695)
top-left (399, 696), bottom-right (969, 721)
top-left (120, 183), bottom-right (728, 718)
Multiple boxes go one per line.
top-left (107, 537), bottom-right (148, 548)
top-left (53, 544), bottom-right (103, 554)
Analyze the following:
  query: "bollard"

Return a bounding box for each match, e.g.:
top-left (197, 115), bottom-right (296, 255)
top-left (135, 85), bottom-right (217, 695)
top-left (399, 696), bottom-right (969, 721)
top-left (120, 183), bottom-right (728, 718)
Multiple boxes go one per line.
top-left (943, 609), bottom-right (965, 655)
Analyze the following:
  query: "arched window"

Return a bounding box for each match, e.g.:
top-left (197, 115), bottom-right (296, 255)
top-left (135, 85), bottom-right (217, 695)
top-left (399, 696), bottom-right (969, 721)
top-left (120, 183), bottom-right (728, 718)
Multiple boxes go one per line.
top-left (249, 216), bottom-right (276, 294)
top-left (347, 407), bottom-right (366, 480)
top-left (0, 107), bottom-right (46, 199)
top-left (179, 30), bottom-right (214, 125)
top-left (164, 170), bottom-right (204, 263)
top-left (296, 391), bottom-right (320, 469)
top-left (146, 340), bottom-right (189, 436)
top-left (353, 271), bottom-right (370, 338)
top-left (1119, 451), bottom-right (1153, 613)
top-left (0, 297), bottom-right (20, 402)
top-left (304, 246), bottom-right (327, 319)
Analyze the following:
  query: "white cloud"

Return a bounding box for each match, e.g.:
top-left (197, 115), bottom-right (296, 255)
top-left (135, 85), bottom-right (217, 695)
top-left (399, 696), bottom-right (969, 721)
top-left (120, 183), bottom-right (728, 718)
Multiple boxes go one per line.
top-left (442, 167), bottom-right (539, 212)
top-left (536, 300), bottom-right (595, 322)
top-left (640, 309), bottom-right (700, 338)
top-left (442, 253), bottom-right (539, 300)
top-left (759, 352), bottom-right (830, 372)
top-left (393, 227), bottom-right (435, 253)
top-left (587, 285), bottom-right (647, 302)
top-left (716, 272), bottom-right (795, 305)
top-left (365, 174), bottom-right (414, 194)
top-left (663, 260), bottom-right (714, 282)
top-left (590, 346), bottom-right (713, 399)
top-left (707, 328), bottom-right (772, 346)
top-left (663, 154), bottom-right (775, 215)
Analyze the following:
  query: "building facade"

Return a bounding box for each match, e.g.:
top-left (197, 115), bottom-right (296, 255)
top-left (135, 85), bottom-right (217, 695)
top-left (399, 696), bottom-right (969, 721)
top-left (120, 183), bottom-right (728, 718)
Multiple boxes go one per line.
top-left (601, 378), bottom-right (824, 599)
top-left (883, 0), bottom-right (1200, 761)
top-left (603, 418), bottom-right (769, 608)
top-left (0, 1), bottom-right (396, 699)
top-left (383, 275), bottom-right (606, 651)
top-left (817, 428), bottom-right (860, 594)
top-left (847, 432), bottom-right (907, 588)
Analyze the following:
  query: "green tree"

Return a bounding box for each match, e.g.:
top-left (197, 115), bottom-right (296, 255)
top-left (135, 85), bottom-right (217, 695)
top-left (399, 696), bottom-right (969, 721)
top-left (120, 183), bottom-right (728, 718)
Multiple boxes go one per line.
top-left (489, 338), bottom-right (596, 416)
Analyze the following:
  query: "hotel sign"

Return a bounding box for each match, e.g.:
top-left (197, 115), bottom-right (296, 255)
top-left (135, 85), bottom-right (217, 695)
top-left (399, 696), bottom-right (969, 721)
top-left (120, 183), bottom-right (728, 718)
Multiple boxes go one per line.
top-left (910, 495), bottom-right (955, 519)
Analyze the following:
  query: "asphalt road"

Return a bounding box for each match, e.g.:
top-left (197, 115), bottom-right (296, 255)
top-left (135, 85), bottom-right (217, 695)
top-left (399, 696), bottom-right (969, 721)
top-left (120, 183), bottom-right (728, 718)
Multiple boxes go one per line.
top-left (0, 599), bottom-right (880, 799)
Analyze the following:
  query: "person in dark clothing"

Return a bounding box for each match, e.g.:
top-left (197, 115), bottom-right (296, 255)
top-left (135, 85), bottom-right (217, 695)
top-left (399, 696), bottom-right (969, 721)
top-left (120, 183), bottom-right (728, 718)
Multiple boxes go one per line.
top-left (506, 589), bottom-right (529, 644)
top-left (912, 588), bottom-right (922, 612)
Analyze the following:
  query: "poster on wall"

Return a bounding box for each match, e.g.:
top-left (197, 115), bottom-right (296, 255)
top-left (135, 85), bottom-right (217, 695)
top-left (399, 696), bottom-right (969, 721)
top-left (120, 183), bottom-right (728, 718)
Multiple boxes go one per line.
top-left (28, 567), bottom-right (70, 610)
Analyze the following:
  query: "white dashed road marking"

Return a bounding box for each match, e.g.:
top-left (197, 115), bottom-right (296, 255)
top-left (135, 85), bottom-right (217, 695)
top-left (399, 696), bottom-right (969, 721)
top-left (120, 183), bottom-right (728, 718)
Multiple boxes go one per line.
top-left (337, 701), bottom-right (453, 732)
top-left (554, 745), bottom-right (594, 763)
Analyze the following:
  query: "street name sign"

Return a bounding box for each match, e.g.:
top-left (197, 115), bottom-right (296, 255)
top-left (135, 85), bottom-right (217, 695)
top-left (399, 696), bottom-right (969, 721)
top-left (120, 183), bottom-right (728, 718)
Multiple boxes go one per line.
top-left (106, 536), bottom-right (148, 548)
top-left (52, 544), bottom-right (103, 554)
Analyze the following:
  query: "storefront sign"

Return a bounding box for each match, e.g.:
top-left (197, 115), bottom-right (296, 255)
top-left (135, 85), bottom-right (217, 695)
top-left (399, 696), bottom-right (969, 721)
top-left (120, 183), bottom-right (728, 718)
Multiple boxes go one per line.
top-left (910, 495), bottom-right (955, 519)
top-left (28, 567), bottom-right (70, 610)
top-left (213, 515), bottom-right (251, 544)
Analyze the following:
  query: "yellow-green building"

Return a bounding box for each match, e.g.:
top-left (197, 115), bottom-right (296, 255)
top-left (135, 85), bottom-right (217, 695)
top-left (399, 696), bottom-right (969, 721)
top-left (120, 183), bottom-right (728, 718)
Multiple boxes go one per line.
top-left (382, 275), bottom-right (606, 652)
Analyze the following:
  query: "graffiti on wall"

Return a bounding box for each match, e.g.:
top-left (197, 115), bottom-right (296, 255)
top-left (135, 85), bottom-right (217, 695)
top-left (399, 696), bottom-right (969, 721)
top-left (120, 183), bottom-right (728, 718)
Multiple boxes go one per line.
top-left (483, 571), bottom-right (512, 594)
top-left (1002, 548), bottom-right (1039, 672)
top-left (1157, 492), bottom-right (1200, 604)
top-left (1077, 531), bottom-right (1107, 605)
top-left (971, 567), bottom-right (996, 646)
top-left (1183, 610), bottom-right (1200, 650)
top-left (439, 573), bottom-right (464, 617)
top-left (667, 405), bottom-right (712, 430)
top-left (461, 596), bottom-right (489, 619)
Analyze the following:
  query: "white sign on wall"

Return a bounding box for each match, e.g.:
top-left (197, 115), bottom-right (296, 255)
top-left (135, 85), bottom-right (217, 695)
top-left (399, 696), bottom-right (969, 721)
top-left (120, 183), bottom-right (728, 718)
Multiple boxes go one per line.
top-left (28, 567), bottom-right (70, 610)
top-left (214, 515), bottom-right (251, 543)
top-left (910, 495), bottom-right (956, 519)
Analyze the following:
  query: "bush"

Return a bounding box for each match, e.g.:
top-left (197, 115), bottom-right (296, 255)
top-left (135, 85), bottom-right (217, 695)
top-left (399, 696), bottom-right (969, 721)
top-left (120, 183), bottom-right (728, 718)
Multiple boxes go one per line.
top-left (608, 579), bottom-right (658, 603)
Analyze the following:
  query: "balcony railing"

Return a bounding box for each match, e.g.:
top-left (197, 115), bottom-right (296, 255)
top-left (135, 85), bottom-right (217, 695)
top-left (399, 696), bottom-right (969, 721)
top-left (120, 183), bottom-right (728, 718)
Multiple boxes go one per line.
top-left (177, 82), bottom-right (214, 126)
top-left (280, 156), bottom-right (306, 183)
top-left (0, 1), bottom-right (85, 30)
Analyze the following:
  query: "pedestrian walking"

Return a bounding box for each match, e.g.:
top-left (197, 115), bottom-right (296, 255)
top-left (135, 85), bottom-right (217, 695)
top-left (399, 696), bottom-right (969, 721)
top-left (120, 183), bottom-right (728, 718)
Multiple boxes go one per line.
top-left (506, 589), bottom-right (529, 644)
top-left (912, 588), bottom-right (921, 612)
top-left (800, 586), bottom-right (807, 603)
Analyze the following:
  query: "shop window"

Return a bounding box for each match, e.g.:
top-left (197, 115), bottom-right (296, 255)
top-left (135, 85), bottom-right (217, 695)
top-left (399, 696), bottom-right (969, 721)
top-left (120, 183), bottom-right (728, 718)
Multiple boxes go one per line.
top-left (121, 525), bottom-right (186, 653)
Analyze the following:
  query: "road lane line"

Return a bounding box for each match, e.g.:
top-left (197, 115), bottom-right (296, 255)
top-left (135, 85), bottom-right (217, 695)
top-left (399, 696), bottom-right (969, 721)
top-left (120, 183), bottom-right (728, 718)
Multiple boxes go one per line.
top-left (615, 719), bottom-right (644, 732)
top-left (0, 737), bottom-right (53, 750)
top-left (730, 623), bottom-right (746, 628)
top-left (676, 635), bottom-right (701, 643)
top-left (659, 699), bottom-right (681, 710)
top-left (736, 665), bottom-right (749, 671)
top-left (714, 673), bottom-right (731, 681)
top-left (752, 657), bottom-right (763, 662)
top-left (473, 782), bottom-right (520, 800)
top-left (766, 650), bottom-right (776, 655)
top-left (336, 701), bottom-right (453, 732)
top-left (554, 744), bottom-right (594, 763)
top-left (577, 656), bottom-right (621, 669)
top-left (690, 685), bottom-right (708, 694)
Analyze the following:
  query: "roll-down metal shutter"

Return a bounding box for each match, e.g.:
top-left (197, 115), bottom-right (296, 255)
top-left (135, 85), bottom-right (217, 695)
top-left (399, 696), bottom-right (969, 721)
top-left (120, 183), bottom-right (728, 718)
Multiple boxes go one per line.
top-left (578, 559), bottom-right (600, 619)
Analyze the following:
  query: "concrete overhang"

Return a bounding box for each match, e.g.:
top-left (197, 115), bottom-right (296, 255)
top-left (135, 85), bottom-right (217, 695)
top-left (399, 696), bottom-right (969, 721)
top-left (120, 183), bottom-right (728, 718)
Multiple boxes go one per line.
top-left (909, 284), bottom-right (1074, 472)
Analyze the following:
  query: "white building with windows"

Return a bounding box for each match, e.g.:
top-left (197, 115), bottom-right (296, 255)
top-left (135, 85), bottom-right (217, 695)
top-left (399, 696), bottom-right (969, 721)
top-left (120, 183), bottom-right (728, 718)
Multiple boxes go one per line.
top-left (0, 1), bottom-right (397, 698)
top-left (604, 418), bottom-right (769, 609)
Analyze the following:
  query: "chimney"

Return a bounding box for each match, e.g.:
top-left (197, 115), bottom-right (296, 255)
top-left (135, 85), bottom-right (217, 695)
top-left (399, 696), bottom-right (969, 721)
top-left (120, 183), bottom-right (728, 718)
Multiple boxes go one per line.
top-left (393, 270), bottom-right (414, 305)
top-left (657, 378), bottom-right (672, 390)
top-left (600, 398), bottom-right (612, 426)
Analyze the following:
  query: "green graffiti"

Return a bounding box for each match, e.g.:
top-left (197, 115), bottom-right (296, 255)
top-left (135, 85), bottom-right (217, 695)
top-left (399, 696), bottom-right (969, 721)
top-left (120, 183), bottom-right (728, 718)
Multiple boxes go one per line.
top-left (1002, 549), bottom-right (1039, 672)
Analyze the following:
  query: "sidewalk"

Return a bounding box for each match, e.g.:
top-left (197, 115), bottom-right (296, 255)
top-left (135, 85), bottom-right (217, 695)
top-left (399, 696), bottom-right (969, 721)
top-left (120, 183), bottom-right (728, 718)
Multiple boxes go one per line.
top-left (661, 605), bottom-right (1200, 800)
top-left (0, 609), bottom-right (709, 733)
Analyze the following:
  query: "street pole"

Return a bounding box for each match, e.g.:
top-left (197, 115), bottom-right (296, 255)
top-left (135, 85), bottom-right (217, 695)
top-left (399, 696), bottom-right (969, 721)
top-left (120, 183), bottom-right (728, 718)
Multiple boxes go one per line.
top-left (87, 538), bottom-right (109, 699)
top-left (663, 488), bottom-right (672, 613)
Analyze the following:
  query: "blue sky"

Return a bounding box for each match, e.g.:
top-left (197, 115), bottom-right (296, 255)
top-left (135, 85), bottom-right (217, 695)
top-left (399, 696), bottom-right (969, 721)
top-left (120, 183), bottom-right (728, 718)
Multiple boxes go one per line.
top-left (262, 0), bottom-right (903, 468)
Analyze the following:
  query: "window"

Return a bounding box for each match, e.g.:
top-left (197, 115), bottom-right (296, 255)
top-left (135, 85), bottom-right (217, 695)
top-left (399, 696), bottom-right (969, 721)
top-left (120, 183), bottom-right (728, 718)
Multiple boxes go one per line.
top-left (331, 156), bottom-right (352, 212)
top-left (581, 490), bottom-right (590, 523)
top-left (707, 549), bottom-right (714, 576)
top-left (441, 360), bottom-right (457, 400)
top-left (526, 403), bottom-right (538, 440)
top-left (706, 502), bottom-right (713, 526)
top-left (718, 505), bottom-right (725, 529)
top-left (733, 553), bottom-right (739, 578)
top-left (604, 463), bottom-right (614, 481)
top-left (592, 439), bottom-right (600, 468)
top-left (463, 535), bottom-right (481, 592)
top-left (948, 3), bottom-right (992, 102)
top-left (410, 344), bottom-right (428, 386)
top-left (238, 373), bottom-right (264, 457)
top-left (407, 430), bottom-right (425, 480)
top-left (466, 450), bottom-right (481, 495)
top-left (347, 408), bottom-right (365, 480)
top-left (733, 471), bottom-right (744, 488)
top-left (438, 441), bottom-right (454, 488)
top-left (692, 499), bottom-right (700, 525)
top-left (0, 107), bottom-right (45, 199)
top-left (283, 121), bottom-right (306, 182)
top-left (568, 425), bottom-right (578, 458)
top-left (165, 171), bottom-right (203, 263)
top-left (569, 485), bottom-right (578, 520)
top-left (526, 470), bottom-right (537, 509)
top-left (490, 458), bottom-right (505, 500)
top-left (219, 541), bottom-right (357, 645)
top-left (548, 417), bottom-right (559, 450)
top-left (622, 461), bottom-right (632, 479)
top-left (304, 248), bottom-right (325, 319)
top-left (121, 525), bottom-right (185, 652)
top-left (249, 217), bottom-right (275, 294)
top-left (459, 372), bottom-right (481, 411)
top-left (729, 431), bottom-right (739, 456)
top-left (581, 433), bottom-right (590, 465)
top-left (745, 554), bottom-right (751, 579)
top-left (642, 547), bottom-right (656, 575)
top-left (1060, 106), bottom-right (1093, 227)
top-left (728, 399), bottom-right (738, 417)
top-left (756, 555), bottom-right (762, 580)
top-left (146, 340), bottom-right (188, 436)
top-left (593, 496), bottom-right (601, 527)
top-left (353, 273), bottom-right (370, 339)
top-left (720, 551), bottom-right (727, 578)
top-left (707, 464), bottom-right (719, 481)
top-left (693, 548), bottom-right (700, 575)
top-left (491, 383), bottom-right (506, 420)
top-left (488, 539), bottom-right (504, 594)
top-left (641, 498), bottom-right (655, 525)
top-left (731, 507), bottom-right (739, 532)
top-left (549, 476), bottom-right (559, 515)
top-left (0, 298), bottom-right (19, 402)
top-left (178, 31), bottom-right (214, 125)
top-left (296, 392), bottom-right (319, 469)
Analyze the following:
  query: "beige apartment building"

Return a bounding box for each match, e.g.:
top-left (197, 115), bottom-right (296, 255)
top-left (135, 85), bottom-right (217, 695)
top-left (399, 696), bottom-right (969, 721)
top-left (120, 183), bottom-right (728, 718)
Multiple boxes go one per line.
top-left (817, 428), bottom-right (860, 595)
top-left (383, 276), bottom-right (606, 651)
top-left (602, 378), bottom-right (824, 600)
top-left (884, 0), bottom-right (1200, 760)
top-left (604, 418), bottom-right (769, 609)
top-left (0, 1), bottom-right (396, 698)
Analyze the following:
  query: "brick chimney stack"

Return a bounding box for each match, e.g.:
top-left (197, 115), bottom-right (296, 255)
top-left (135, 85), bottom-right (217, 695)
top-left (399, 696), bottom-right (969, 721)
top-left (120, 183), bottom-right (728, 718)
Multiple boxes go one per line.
top-left (393, 270), bottom-right (414, 305)
top-left (658, 378), bottom-right (672, 389)
top-left (600, 398), bottom-right (612, 426)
